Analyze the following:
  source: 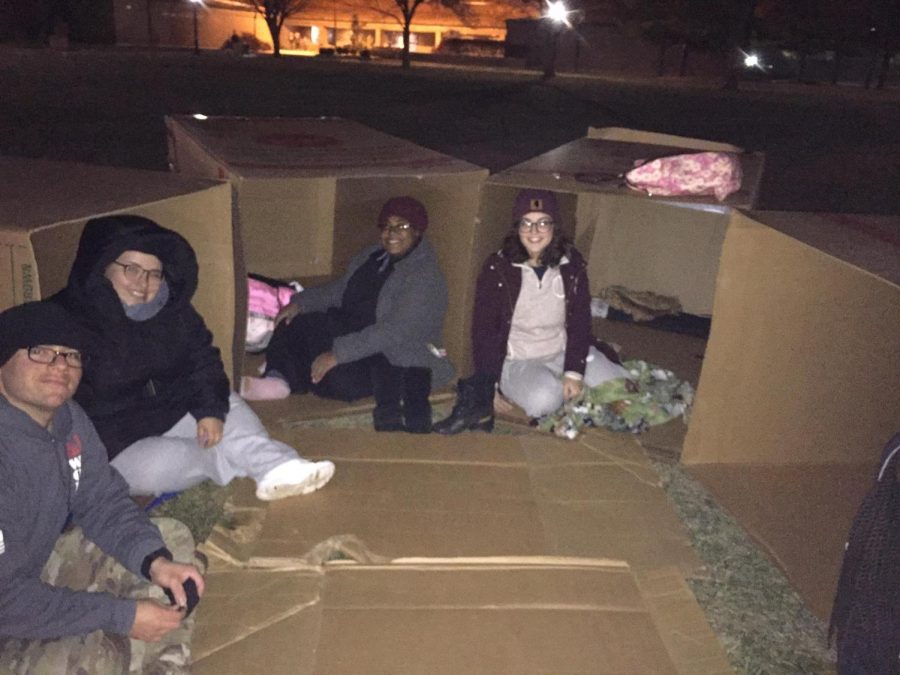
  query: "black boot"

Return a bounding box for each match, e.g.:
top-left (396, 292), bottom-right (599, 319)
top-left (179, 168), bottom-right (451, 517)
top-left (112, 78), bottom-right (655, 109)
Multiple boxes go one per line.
top-left (433, 373), bottom-right (495, 435)
top-left (402, 367), bottom-right (432, 434)
top-left (372, 358), bottom-right (404, 432)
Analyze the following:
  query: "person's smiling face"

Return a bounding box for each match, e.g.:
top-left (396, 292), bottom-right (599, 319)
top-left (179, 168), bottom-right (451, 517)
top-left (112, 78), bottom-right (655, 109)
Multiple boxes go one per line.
top-left (104, 250), bottom-right (164, 306)
top-left (0, 346), bottom-right (82, 427)
top-left (380, 215), bottom-right (420, 257)
top-left (517, 210), bottom-right (555, 263)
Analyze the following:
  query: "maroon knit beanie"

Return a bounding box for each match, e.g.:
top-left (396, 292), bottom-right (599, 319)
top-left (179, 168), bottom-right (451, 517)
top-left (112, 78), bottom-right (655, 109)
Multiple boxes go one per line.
top-left (377, 196), bottom-right (428, 233)
top-left (511, 189), bottom-right (561, 225)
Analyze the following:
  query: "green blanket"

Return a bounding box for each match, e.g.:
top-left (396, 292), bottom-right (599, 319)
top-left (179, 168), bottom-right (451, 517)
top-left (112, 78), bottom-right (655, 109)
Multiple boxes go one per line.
top-left (538, 360), bottom-right (694, 439)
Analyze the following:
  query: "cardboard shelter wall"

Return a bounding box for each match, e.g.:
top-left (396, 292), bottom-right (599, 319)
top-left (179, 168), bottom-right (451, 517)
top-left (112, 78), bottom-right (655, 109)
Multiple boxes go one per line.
top-left (0, 158), bottom-right (239, 383)
top-left (683, 210), bottom-right (900, 466)
top-left (166, 116), bottom-right (489, 377)
top-left (681, 209), bottom-right (900, 618)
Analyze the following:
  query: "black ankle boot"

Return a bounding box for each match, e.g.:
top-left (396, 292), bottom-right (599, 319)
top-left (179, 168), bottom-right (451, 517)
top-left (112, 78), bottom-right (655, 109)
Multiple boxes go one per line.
top-left (433, 374), bottom-right (495, 435)
top-left (402, 367), bottom-right (432, 434)
top-left (372, 358), bottom-right (404, 432)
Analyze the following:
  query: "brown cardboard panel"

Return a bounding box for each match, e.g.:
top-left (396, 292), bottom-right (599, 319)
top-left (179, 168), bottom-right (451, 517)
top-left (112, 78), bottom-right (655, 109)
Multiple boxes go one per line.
top-left (635, 568), bottom-right (734, 674)
top-left (743, 210), bottom-right (900, 287)
top-left (539, 500), bottom-right (701, 575)
top-left (192, 568), bottom-right (322, 675)
top-left (233, 429), bottom-right (702, 576)
top-left (165, 116), bottom-right (482, 179)
top-left (314, 563), bottom-right (677, 674)
top-left (521, 432), bottom-right (702, 574)
top-left (256, 463), bottom-right (548, 560)
top-left (684, 212), bottom-right (900, 466)
top-left (192, 561), bottom-right (729, 674)
top-left (0, 158), bottom-right (238, 382)
top-left (237, 177), bottom-right (336, 279)
top-left (581, 192), bottom-right (730, 315)
top-left (687, 462), bottom-right (876, 620)
top-left (271, 426), bottom-right (526, 464)
top-left (0, 156), bottom-right (221, 231)
top-left (588, 127), bottom-right (743, 153)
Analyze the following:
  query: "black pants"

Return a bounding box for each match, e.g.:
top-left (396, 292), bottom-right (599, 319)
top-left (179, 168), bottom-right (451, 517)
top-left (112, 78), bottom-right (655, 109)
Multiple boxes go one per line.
top-left (265, 310), bottom-right (377, 401)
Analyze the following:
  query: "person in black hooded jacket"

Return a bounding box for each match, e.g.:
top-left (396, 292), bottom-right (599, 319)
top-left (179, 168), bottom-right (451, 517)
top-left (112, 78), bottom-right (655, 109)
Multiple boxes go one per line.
top-left (51, 215), bottom-right (334, 501)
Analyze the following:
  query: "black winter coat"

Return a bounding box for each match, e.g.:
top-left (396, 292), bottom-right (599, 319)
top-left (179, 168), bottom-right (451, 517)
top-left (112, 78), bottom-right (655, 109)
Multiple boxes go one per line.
top-left (51, 215), bottom-right (230, 460)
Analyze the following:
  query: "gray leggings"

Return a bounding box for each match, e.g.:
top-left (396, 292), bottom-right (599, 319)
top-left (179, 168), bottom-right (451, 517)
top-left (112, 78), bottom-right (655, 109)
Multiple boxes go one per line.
top-left (500, 346), bottom-right (630, 418)
top-left (111, 393), bottom-right (299, 496)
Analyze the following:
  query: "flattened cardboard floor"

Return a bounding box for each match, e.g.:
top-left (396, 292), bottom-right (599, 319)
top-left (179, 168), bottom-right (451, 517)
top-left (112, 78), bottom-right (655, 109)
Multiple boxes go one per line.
top-left (193, 561), bottom-right (731, 674)
top-left (193, 428), bottom-right (730, 673)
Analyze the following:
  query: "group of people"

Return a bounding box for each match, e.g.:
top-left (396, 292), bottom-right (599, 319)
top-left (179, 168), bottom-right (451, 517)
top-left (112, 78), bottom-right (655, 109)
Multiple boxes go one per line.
top-left (0, 187), bottom-right (629, 670)
top-left (242, 188), bottom-right (628, 432)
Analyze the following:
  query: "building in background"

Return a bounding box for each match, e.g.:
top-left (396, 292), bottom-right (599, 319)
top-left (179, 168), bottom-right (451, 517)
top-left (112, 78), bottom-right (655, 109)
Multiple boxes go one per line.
top-left (113, 0), bottom-right (536, 54)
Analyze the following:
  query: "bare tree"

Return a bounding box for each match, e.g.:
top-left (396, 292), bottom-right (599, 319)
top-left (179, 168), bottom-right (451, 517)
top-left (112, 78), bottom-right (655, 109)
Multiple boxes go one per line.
top-left (353, 0), bottom-right (428, 67)
top-left (244, 0), bottom-right (310, 56)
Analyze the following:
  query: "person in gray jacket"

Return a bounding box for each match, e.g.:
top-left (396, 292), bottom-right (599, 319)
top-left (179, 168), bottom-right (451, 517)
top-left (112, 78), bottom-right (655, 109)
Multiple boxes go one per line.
top-left (0, 301), bottom-right (204, 668)
top-left (242, 196), bottom-right (453, 433)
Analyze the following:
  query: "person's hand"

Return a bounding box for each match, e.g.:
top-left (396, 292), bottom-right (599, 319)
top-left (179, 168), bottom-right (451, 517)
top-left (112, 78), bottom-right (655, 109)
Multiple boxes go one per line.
top-left (196, 417), bottom-right (224, 448)
top-left (562, 376), bottom-right (583, 402)
top-left (148, 557), bottom-right (206, 609)
top-left (128, 599), bottom-right (185, 642)
top-left (311, 352), bottom-right (338, 384)
top-left (275, 303), bottom-right (300, 327)
top-left (493, 390), bottom-right (514, 414)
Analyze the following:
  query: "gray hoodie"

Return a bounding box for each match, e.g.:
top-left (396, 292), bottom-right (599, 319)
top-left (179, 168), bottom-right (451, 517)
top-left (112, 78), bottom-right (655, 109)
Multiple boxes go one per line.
top-left (0, 395), bottom-right (166, 639)
top-left (295, 237), bottom-right (455, 386)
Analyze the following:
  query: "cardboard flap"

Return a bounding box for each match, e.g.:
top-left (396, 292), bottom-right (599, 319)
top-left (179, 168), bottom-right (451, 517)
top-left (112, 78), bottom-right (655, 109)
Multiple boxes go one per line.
top-left (166, 116), bottom-right (482, 179)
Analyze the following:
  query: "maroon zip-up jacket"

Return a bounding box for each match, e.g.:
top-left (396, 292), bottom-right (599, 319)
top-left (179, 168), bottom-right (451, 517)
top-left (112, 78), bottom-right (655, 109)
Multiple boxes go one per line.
top-left (472, 247), bottom-right (593, 381)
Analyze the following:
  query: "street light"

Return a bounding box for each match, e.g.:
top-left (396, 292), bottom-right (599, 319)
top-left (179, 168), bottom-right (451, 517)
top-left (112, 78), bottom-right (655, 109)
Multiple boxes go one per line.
top-left (541, 0), bottom-right (569, 79)
top-left (190, 0), bottom-right (202, 54)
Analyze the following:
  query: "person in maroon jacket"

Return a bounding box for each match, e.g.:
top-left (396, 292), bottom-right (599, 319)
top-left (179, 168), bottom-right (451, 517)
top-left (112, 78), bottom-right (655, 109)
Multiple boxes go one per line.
top-left (434, 189), bottom-right (628, 434)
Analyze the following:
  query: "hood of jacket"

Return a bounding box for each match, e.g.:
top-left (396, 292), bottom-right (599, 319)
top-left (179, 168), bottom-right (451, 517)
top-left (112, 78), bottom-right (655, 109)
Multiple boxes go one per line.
top-left (62, 215), bottom-right (198, 323)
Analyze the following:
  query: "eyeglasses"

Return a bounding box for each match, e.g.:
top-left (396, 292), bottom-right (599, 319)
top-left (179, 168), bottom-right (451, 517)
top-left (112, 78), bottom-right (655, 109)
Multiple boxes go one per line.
top-left (110, 261), bottom-right (164, 283)
top-left (380, 222), bottom-right (413, 234)
top-left (518, 218), bottom-right (555, 233)
top-left (27, 346), bottom-right (86, 368)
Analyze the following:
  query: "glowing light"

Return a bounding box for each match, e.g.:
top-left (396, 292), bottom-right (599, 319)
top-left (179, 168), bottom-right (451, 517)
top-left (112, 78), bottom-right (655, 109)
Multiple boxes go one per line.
top-left (193, 113), bottom-right (208, 120)
top-left (739, 50), bottom-right (765, 70)
top-left (544, 0), bottom-right (570, 25)
top-left (189, 0), bottom-right (203, 4)
top-left (311, 26), bottom-right (319, 43)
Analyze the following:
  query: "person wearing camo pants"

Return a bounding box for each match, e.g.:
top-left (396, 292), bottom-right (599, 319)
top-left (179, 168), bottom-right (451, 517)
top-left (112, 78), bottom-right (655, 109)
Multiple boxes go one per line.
top-left (0, 302), bottom-right (205, 673)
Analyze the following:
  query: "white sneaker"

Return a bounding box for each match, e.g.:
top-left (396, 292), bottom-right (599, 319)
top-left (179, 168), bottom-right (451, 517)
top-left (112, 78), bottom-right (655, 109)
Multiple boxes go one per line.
top-left (255, 459), bottom-right (335, 501)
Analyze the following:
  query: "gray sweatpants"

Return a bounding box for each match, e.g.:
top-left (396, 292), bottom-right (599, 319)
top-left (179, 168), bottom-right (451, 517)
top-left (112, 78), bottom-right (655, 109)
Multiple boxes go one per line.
top-left (111, 393), bottom-right (299, 496)
top-left (500, 345), bottom-right (630, 418)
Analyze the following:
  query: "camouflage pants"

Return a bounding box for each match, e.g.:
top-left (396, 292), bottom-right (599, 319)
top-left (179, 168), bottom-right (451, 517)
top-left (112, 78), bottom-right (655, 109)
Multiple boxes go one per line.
top-left (0, 517), bottom-right (201, 675)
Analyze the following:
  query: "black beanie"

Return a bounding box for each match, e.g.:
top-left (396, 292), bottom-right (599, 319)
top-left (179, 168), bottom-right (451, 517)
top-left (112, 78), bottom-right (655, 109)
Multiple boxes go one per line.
top-left (0, 302), bottom-right (94, 367)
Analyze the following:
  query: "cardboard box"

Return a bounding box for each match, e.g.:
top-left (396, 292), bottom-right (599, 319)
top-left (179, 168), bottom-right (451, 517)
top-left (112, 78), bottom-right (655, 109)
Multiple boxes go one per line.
top-left (165, 116), bottom-right (488, 372)
top-left (682, 210), bottom-right (900, 617)
top-left (482, 134), bottom-right (765, 316)
top-left (0, 157), bottom-right (238, 381)
top-left (193, 428), bottom-right (731, 674)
